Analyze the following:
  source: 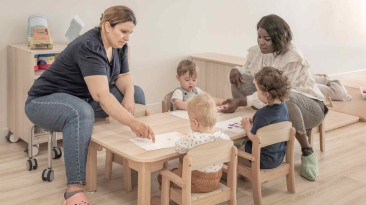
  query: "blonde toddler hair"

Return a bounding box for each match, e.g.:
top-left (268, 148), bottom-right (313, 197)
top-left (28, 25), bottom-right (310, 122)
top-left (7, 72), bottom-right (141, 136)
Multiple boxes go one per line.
top-left (187, 93), bottom-right (217, 127)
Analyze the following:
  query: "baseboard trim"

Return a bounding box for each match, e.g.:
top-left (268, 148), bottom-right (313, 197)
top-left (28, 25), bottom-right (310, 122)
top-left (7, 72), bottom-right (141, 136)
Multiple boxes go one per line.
top-left (329, 69), bottom-right (366, 77)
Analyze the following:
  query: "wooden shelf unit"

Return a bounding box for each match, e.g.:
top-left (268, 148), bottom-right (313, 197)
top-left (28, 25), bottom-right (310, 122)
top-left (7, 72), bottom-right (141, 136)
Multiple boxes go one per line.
top-left (190, 53), bottom-right (246, 99)
top-left (7, 44), bottom-right (67, 145)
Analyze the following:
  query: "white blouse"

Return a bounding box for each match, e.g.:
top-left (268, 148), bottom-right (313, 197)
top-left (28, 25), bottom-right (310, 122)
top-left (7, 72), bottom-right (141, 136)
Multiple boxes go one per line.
top-left (175, 131), bottom-right (230, 173)
top-left (237, 44), bottom-right (324, 109)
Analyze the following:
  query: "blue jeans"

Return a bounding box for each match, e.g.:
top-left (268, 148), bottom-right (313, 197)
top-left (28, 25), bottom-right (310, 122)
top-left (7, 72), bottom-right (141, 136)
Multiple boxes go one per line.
top-left (25, 85), bottom-right (145, 186)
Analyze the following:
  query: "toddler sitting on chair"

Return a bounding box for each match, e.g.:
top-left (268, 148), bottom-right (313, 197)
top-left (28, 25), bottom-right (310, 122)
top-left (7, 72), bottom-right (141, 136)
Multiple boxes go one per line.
top-left (151, 93), bottom-right (229, 204)
top-left (171, 59), bottom-right (223, 110)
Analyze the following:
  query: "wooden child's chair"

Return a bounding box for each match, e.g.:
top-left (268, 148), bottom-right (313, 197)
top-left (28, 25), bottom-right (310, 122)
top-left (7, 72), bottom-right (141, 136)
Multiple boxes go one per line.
top-left (307, 121), bottom-right (325, 152)
top-left (237, 121), bottom-right (296, 205)
top-left (103, 103), bottom-right (150, 191)
top-left (160, 140), bottom-right (238, 205)
top-left (162, 91), bottom-right (174, 112)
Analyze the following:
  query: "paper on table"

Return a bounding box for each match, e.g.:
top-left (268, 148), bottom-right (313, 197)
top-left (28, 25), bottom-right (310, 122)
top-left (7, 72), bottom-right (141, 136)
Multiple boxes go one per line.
top-left (215, 117), bottom-right (244, 133)
top-left (169, 110), bottom-right (189, 120)
top-left (129, 132), bottom-right (183, 151)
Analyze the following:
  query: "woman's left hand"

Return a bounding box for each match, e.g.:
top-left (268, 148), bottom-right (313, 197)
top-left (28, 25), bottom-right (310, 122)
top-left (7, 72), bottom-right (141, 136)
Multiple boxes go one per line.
top-left (122, 97), bottom-right (135, 115)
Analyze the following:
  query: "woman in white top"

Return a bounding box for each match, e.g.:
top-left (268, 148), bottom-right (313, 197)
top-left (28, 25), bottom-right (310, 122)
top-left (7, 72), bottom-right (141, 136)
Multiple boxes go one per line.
top-left (222, 14), bottom-right (328, 181)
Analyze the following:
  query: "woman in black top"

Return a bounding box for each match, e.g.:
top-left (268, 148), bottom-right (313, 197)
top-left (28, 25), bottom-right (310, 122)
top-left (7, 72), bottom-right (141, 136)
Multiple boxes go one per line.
top-left (25, 6), bottom-right (154, 204)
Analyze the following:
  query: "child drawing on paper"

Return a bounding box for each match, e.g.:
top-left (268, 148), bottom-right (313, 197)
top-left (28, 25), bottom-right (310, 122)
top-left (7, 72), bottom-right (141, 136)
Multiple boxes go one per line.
top-left (151, 93), bottom-right (229, 204)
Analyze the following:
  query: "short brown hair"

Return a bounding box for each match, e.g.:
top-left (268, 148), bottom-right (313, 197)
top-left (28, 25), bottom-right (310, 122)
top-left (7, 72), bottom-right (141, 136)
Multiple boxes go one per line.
top-left (99, 6), bottom-right (136, 29)
top-left (257, 14), bottom-right (292, 56)
top-left (176, 59), bottom-right (198, 77)
top-left (187, 93), bottom-right (217, 127)
top-left (254, 67), bottom-right (290, 105)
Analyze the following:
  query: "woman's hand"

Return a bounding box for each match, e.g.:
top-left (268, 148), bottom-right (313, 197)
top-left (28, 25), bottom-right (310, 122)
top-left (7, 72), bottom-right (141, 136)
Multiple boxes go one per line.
top-left (221, 98), bottom-right (246, 113)
top-left (122, 97), bottom-right (135, 115)
top-left (229, 68), bottom-right (244, 88)
top-left (129, 119), bottom-right (155, 143)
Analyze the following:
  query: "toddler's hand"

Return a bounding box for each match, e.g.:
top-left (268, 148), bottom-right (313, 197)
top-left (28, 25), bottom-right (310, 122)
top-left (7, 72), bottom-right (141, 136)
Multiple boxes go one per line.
top-left (241, 117), bottom-right (252, 131)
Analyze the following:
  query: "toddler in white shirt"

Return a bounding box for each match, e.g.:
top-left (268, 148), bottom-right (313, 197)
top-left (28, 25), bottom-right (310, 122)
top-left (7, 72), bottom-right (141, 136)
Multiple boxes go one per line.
top-left (151, 93), bottom-right (229, 204)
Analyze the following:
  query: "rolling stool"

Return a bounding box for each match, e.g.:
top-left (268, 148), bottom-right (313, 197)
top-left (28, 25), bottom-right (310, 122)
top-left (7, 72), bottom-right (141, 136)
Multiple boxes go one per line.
top-left (26, 126), bottom-right (62, 182)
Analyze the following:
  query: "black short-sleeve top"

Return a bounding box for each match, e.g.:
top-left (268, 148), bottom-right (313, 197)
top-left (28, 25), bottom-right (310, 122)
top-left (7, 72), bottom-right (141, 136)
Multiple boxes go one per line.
top-left (28, 27), bottom-right (129, 98)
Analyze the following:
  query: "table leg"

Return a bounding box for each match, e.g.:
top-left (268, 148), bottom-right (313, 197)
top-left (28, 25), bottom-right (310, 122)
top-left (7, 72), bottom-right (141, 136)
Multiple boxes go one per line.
top-left (129, 160), bottom-right (166, 205)
top-left (86, 141), bottom-right (98, 192)
top-left (123, 158), bottom-right (132, 192)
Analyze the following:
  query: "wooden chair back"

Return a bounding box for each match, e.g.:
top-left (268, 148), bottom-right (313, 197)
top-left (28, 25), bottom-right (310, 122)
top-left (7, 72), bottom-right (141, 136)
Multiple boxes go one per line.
top-left (187, 140), bottom-right (233, 170)
top-left (237, 121), bottom-right (296, 205)
top-left (161, 140), bottom-right (238, 205)
top-left (162, 91), bottom-right (174, 113)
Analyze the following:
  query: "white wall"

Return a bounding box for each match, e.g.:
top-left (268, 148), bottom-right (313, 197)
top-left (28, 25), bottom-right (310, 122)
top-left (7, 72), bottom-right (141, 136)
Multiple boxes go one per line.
top-left (1, 0), bottom-right (366, 134)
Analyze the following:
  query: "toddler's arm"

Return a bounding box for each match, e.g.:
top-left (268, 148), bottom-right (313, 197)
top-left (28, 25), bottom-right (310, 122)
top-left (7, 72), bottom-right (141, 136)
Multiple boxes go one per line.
top-left (241, 117), bottom-right (254, 141)
top-left (175, 135), bottom-right (191, 154)
top-left (172, 98), bottom-right (188, 110)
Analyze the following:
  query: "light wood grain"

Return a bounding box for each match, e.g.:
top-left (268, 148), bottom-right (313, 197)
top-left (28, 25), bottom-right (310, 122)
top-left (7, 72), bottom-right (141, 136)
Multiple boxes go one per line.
top-left (191, 53), bottom-right (246, 99)
top-left (1, 121), bottom-right (366, 204)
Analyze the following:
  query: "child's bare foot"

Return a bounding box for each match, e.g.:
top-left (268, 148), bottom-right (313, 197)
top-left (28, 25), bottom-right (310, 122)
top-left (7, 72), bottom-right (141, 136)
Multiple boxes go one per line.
top-left (151, 196), bottom-right (161, 205)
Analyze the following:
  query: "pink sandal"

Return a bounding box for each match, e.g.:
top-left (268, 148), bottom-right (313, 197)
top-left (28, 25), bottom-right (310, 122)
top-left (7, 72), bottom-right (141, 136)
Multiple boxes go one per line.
top-left (63, 192), bottom-right (90, 205)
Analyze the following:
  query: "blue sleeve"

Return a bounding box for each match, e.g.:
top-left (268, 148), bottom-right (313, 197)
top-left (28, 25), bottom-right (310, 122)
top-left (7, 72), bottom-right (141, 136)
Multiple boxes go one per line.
top-left (119, 45), bottom-right (129, 74)
top-left (76, 41), bottom-right (107, 77)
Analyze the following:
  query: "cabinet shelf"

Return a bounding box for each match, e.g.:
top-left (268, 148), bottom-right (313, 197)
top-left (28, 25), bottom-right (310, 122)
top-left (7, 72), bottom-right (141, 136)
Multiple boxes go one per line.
top-left (7, 43), bottom-right (67, 145)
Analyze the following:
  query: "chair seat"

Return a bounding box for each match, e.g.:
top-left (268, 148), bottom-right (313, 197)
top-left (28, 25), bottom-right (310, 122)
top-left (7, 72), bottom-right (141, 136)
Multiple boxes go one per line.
top-left (170, 183), bottom-right (232, 204)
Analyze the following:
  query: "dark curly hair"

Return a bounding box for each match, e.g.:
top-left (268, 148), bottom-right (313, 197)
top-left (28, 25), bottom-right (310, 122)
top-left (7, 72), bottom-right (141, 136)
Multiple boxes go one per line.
top-left (254, 67), bottom-right (290, 105)
top-left (257, 14), bottom-right (292, 56)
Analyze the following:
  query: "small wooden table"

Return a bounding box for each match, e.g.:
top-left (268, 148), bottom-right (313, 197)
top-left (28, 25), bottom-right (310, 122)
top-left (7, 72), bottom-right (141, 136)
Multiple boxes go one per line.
top-left (86, 109), bottom-right (254, 205)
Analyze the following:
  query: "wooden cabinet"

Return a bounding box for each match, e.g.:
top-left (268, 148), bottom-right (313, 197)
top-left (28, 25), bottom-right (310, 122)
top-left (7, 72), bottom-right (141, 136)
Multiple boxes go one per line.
top-left (7, 44), bottom-right (67, 145)
top-left (190, 53), bottom-right (246, 99)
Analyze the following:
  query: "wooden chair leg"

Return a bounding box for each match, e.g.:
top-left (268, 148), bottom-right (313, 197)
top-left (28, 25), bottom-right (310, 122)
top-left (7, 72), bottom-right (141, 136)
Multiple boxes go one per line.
top-left (286, 172), bottom-right (296, 193)
top-left (319, 122), bottom-right (325, 152)
top-left (307, 129), bottom-right (313, 147)
top-left (161, 176), bottom-right (170, 205)
top-left (252, 177), bottom-right (262, 205)
top-left (104, 150), bottom-right (113, 180)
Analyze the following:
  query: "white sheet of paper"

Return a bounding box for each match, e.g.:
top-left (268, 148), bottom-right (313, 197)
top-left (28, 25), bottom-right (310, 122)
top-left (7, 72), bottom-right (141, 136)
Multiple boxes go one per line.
top-left (129, 132), bottom-right (183, 151)
top-left (169, 110), bottom-right (189, 120)
top-left (215, 117), bottom-right (244, 133)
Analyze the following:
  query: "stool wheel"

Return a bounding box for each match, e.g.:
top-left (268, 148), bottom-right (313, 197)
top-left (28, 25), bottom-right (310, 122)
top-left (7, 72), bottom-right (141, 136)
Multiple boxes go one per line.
top-left (26, 158), bottom-right (38, 171)
top-left (5, 131), bottom-right (19, 143)
top-left (42, 168), bottom-right (54, 182)
top-left (52, 147), bottom-right (62, 159)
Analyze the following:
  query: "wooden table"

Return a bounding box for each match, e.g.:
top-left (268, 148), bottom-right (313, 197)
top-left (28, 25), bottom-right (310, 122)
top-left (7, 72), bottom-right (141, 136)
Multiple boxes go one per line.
top-left (86, 109), bottom-right (254, 205)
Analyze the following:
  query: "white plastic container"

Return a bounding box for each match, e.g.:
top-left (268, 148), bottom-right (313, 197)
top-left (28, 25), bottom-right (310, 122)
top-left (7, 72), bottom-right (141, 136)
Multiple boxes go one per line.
top-left (361, 87), bottom-right (366, 100)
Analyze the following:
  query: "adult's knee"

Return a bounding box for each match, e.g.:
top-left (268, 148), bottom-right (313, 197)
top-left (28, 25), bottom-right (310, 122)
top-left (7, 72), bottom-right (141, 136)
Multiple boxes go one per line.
top-left (134, 85), bottom-right (146, 105)
top-left (68, 104), bottom-right (95, 125)
top-left (78, 105), bottom-right (95, 123)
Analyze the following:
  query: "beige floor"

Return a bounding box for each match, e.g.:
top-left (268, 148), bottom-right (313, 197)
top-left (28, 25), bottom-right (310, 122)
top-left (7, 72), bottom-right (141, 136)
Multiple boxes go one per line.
top-left (1, 121), bottom-right (366, 205)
